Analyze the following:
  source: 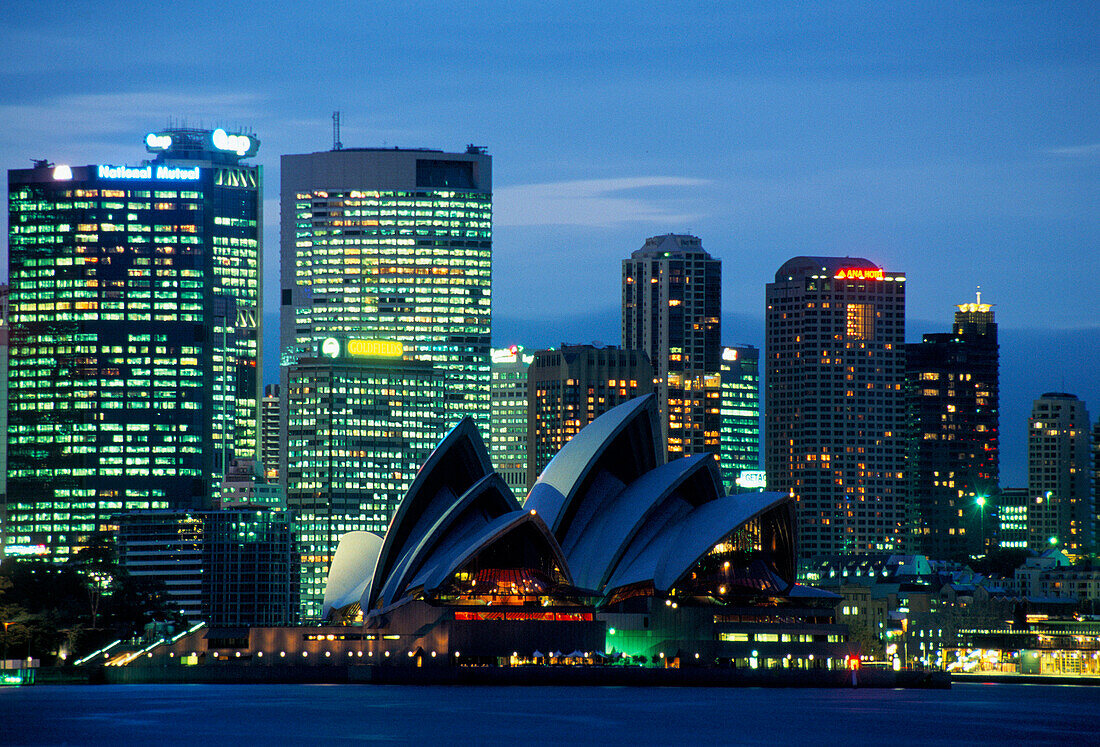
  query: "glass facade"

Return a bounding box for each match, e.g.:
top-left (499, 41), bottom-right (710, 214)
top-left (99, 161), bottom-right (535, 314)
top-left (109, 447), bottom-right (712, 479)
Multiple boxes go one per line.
top-left (280, 148), bottom-right (492, 435)
top-left (490, 346), bottom-right (532, 500)
top-left (718, 345), bottom-right (760, 493)
top-left (5, 130), bottom-right (261, 560)
top-left (286, 343), bottom-right (446, 619)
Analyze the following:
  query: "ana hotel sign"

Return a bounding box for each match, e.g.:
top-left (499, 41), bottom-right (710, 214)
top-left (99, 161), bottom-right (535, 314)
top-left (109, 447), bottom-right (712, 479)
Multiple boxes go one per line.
top-left (833, 268), bottom-right (884, 281)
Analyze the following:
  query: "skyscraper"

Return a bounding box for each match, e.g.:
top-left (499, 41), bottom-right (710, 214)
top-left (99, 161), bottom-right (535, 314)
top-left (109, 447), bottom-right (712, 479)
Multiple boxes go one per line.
top-left (766, 257), bottom-right (906, 558)
top-left (718, 344), bottom-right (760, 493)
top-left (905, 295), bottom-right (999, 559)
top-left (5, 129), bottom-right (262, 560)
top-left (1028, 393), bottom-right (1093, 556)
top-left (285, 336), bottom-right (446, 618)
top-left (526, 344), bottom-right (653, 488)
top-left (490, 345), bottom-right (533, 499)
top-left (622, 234), bottom-right (721, 459)
top-left (279, 146), bottom-right (491, 458)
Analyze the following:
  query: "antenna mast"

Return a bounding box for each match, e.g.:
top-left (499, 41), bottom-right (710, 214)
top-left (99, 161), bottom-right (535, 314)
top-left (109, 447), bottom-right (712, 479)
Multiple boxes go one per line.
top-left (332, 111), bottom-right (343, 151)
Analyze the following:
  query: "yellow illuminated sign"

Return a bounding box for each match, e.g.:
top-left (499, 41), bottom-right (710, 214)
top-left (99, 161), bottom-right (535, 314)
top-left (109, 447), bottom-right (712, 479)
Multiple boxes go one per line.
top-left (347, 339), bottom-right (403, 357)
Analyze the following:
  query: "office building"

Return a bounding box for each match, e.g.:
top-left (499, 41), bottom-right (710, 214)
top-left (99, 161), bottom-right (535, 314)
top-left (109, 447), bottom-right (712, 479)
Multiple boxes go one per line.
top-left (115, 507), bottom-right (298, 626)
top-left (490, 345), bottom-right (533, 499)
top-left (0, 284), bottom-right (8, 553)
top-left (115, 510), bottom-right (205, 622)
top-left (1028, 393), bottom-right (1093, 556)
top-left (260, 384), bottom-right (281, 482)
top-left (995, 488), bottom-right (1031, 550)
top-left (718, 344), bottom-right (760, 493)
top-left (525, 344), bottom-right (653, 489)
top-left (6, 128), bottom-right (262, 560)
top-left (622, 234), bottom-right (720, 459)
top-left (765, 257), bottom-right (906, 558)
top-left (217, 458), bottom-right (283, 508)
top-left (905, 295), bottom-right (999, 559)
top-left (202, 508), bottom-right (298, 628)
top-left (285, 336), bottom-right (446, 618)
top-left (279, 146), bottom-right (492, 479)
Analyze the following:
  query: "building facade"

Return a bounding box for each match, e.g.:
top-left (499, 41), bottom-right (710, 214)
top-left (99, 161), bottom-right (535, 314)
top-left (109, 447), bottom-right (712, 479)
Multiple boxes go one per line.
top-left (995, 487), bottom-right (1031, 550)
top-left (260, 384), bottom-right (281, 483)
top-left (765, 257), bottom-right (907, 559)
top-left (1028, 393), bottom-right (1093, 556)
top-left (115, 509), bottom-right (205, 622)
top-left (285, 336), bottom-right (446, 618)
top-left (5, 129), bottom-right (262, 560)
top-left (904, 296), bottom-right (999, 559)
top-left (718, 344), bottom-right (760, 493)
top-left (525, 344), bottom-right (653, 489)
top-left (490, 345), bottom-right (533, 499)
top-left (201, 509), bottom-right (298, 628)
top-left (278, 146), bottom-right (492, 482)
top-left (622, 234), bottom-right (721, 459)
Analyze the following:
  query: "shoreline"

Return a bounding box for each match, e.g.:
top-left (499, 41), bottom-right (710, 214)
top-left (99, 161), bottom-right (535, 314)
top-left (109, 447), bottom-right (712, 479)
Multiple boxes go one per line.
top-left (32, 664), bottom-right (950, 688)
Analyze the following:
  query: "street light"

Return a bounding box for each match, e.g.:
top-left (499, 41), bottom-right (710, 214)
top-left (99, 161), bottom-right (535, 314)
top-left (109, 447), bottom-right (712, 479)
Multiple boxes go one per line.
top-left (975, 496), bottom-right (987, 550)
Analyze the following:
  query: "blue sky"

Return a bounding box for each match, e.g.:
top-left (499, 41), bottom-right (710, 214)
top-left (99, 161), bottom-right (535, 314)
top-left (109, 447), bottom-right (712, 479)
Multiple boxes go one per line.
top-left (2, 1), bottom-right (1098, 483)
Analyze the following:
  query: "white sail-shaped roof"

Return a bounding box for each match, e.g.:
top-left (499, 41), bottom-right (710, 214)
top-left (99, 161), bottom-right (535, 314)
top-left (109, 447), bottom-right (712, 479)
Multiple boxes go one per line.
top-left (322, 531), bottom-right (384, 619)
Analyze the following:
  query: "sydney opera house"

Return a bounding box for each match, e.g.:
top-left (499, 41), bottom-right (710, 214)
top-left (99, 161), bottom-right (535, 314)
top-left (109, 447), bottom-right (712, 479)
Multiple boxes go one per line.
top-left (316, 396), bottom-right (851, 670)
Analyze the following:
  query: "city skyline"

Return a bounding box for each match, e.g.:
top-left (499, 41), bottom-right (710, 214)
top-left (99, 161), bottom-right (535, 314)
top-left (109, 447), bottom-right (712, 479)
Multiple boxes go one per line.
top-left (1, 3), bottom-right (1097, 487)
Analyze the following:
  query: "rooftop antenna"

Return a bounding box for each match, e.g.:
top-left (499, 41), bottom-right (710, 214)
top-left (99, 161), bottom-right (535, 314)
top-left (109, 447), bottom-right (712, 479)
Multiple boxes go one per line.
top-left (333, 111), bottom-right (343, 151)
top-left (976, 285), bottom-right (982, 305)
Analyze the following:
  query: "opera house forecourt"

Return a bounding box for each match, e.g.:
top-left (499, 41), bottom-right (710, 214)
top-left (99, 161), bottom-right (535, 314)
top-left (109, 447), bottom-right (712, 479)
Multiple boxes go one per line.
top-left (319, 395), bottom-right (852, 671)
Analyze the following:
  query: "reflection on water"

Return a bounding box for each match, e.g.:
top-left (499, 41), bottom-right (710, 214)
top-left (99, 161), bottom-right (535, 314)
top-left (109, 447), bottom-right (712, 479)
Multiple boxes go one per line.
top-left (2, 682), bottom-right (1098, 745)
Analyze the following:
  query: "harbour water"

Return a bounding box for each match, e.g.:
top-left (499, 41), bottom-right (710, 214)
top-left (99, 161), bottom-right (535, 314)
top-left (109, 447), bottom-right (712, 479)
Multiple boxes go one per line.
top-left (2, 682), bottom-right (1097, 745)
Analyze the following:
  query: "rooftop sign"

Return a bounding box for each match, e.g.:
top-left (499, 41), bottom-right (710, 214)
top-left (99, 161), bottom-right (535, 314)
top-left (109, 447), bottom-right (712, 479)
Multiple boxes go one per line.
top-left (97, 164), bottom-right (200, 181)
top-left (212, 128), bottom-right (257, 157)
top-left (321, 337), bottom-right (404, 359)
top-left (834, 268), bottom-right (884, 281)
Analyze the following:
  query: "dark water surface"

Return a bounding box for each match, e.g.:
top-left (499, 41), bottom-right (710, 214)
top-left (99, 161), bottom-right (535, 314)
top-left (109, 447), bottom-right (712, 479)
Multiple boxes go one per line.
top-left (2, 682), bottom-right (1096, 745)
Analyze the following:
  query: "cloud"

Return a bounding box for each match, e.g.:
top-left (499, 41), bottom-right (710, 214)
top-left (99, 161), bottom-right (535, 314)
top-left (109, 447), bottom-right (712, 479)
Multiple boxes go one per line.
top-left (0, 91), bottom-right (266, 163)
top-left (495, 176), bottom-right (710, 227)
top-left (1045, 143), bottom-right (1100, 157)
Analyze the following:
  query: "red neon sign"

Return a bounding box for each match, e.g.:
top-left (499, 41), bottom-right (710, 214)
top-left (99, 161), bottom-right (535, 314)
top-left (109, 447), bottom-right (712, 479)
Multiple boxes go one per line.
top-left (834, 268), bottom-right (884, 280)
top-left (454, 611), bottom-right (593, 622)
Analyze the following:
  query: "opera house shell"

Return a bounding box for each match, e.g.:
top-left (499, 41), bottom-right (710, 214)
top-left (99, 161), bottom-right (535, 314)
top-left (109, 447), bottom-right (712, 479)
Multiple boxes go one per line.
top-left (325, 396), bottom-right (849, 668)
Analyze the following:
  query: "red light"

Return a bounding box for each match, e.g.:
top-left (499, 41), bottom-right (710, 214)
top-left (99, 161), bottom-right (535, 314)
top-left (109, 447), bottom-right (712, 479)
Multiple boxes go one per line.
top-left (834, 268), bottom-right (884, 281)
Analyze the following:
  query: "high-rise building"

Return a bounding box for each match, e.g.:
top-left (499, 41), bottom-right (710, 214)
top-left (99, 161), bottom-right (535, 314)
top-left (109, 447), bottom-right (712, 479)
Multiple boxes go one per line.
top-left (904, 295), bottom-right (999, 559)
top-left (260, 384), bottom-right (281, 482)
top-left (1028, 393), bottom-right (1093, 556)
top-left (115, 509), bottom-right (205, 622)
top-left (622, 234), bottom-right (721, 459)
top-left (765, 257), bottom-right (906, 558)
top-left (1095, 417), bottom-right (1100, 552)
top-left (285, 336), bottom-right (446, 618)
top-left (717, 344), bottom-right (760, 493)
top-left (0, 284), bottom-right (8, 554)
top-left (115, 506), bottom-right (298, 626)
top-left (201, 508), bottom-right (298, 628)
top-left (490, 345), bottom-right (533, 499)
top-left (5, 129), bottom-right (262, 560)
top-left (526, 344), bottom-right (653, 489)
top-left (279, 146), bottom-right (492, 481)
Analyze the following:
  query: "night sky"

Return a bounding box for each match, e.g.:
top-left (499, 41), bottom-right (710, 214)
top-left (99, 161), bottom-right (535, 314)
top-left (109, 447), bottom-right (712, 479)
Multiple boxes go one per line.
top-left (2, 2), bottom-right (1097, 484)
